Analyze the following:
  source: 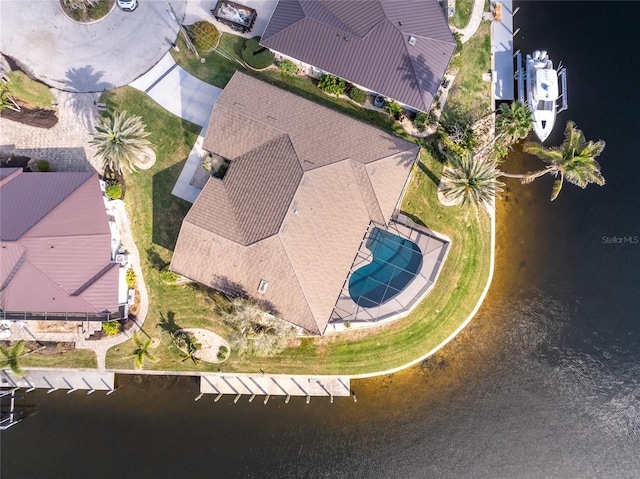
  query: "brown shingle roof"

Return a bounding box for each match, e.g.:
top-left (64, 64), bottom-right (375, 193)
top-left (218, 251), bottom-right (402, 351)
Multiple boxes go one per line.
top-left (0, 169), bottom-right (119, 315)
top-left (171, 73), bottom-right (419, 334)
top-left (261, 0), bottom-right (455, 112)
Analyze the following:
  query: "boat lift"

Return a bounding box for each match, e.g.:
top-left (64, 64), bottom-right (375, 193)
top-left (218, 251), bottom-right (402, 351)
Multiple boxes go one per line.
top-left (515, 52), bottom-right (568, 112)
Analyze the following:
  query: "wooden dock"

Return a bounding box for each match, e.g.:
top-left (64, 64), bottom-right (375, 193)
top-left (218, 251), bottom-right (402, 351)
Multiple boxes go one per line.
top-left (200, 374), bottom-right (352, 401)
top-left (1, 369), bottom-right (115, 394)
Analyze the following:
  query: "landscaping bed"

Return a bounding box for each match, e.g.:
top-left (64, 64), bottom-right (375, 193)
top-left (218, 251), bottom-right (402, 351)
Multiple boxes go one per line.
top-left (59, 0), bottom-right (114, 22)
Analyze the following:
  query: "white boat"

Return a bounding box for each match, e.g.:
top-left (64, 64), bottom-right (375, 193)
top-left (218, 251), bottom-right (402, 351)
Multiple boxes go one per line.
top-left (525, 50), bottom-right (566, 142)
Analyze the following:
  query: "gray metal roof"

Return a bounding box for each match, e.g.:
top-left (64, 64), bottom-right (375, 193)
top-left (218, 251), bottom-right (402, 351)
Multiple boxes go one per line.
top-left (261, 0), bottom-right (456, 112)
top-left (171, 73), bottom-right (419, 334)
top-left (0, 169), bottom-right (119, 315)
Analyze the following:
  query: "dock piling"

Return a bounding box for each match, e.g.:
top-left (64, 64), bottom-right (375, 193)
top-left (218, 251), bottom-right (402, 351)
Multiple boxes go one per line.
top-left (233, 393), bottom-right (241, 404)
top-left (263, 394), bottom-right (270, 405)
top-left (249, 394), bottom-right (256, 403)
top-left (214, 393), bottom-right (223, 402)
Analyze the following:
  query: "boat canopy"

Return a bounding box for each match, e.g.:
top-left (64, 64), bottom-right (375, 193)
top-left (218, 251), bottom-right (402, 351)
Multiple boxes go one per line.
top-left (534, 68), bottom-right (559, 101)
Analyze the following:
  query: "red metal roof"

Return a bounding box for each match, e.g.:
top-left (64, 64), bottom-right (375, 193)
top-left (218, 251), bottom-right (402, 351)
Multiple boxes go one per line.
top-left (0, 169), bottom-right (119, 316)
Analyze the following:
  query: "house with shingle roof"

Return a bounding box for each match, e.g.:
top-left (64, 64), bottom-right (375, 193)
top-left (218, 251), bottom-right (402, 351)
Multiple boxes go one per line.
top-left (0, 168), bottom-right (122, 323)
top-left (170, 72), bottom-right (421, 334)
top-left (260, 0), bottom-right (456, 112)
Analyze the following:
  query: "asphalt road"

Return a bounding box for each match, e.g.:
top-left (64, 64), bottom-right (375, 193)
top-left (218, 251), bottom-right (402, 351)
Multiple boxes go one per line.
top-left (0, 0), bottom-right (187, 92)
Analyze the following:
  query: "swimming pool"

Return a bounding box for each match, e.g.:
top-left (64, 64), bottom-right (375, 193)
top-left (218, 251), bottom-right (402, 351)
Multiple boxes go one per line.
top-left (348, 228), bottom-right (423, 308)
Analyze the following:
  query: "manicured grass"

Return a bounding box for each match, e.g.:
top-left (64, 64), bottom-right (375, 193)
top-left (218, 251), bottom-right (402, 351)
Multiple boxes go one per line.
top-left (452, 0), bottom-right (475, 29)
top-left (170, 32), bottom-right (246, 88)
top-left (447, 21), bottom-right (492, 114)
top-left (5, 71), bottom-right (56, 109)
top-left (22, 348), bottom-right (97, 369)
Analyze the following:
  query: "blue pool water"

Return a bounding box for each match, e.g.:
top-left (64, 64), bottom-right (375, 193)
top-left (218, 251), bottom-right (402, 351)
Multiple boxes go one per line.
top-left (348, 228), bottom-right (423, 308)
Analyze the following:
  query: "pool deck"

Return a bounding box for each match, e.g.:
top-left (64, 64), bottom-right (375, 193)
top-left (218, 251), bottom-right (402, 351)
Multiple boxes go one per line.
top-left (329, 215), bottom-right (450, 329)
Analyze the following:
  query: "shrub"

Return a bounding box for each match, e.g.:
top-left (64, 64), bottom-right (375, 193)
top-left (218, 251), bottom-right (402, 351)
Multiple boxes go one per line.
top-left (102, 320), bottom-right (120, 336)
top-left (348, 86), bottom-right (367, 104)
top-left (222, 298), bottom-right (296, 357)
top-left (190, 21), bottom-right (220, 52)
top-left (454, 32), bottom-right (463, 54)
top-left (384, 100), bottom-right (403, 120)
top-left (413, 111), bottom-right (429, 131)
top-left (126, 268), bottom-right (136, 288)
top-left (159, 269), bottom-right (179, 284)
top-left (36, 160), bottom-right (53, 172)
top-left (277, 59), bottom-right (298, 75)
top-left (105, 182), bottom-right (122, 200)
top-left (317, 74), bottom-right (347, 96)
top-left (241, 37), bottom-right (275, 69)
top-left (217, 345), bottom-right (229, 361)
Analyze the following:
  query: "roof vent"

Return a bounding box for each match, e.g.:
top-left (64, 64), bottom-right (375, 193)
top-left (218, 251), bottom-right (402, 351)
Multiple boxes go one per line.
top-left (408, 36), bottom-right (417, 46)
top-left (258, 280), bottom-right (268, 294)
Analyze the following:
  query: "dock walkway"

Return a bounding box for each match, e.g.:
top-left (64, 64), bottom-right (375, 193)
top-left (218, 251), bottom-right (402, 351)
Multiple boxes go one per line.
top-left (1, 369), bottom-right (115, 393)
top-left (200, 374), bottom-right (351, 399)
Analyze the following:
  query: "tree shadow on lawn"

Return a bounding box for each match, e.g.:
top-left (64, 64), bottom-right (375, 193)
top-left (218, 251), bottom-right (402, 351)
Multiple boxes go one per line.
top-left (152, 159), bottom-right (192, 251)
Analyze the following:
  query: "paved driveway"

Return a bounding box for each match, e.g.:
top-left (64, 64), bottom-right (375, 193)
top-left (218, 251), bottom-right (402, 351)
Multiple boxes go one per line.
top-left (0, 0), bottom-right (187, 92)
top-left (129, 52), bottom-right (221, 127)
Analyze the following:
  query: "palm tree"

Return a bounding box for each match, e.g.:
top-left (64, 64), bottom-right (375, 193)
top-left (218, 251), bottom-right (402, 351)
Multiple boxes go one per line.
top-left (0, 340), bottom-right (26, 376)
top-left (90, 110), bottom-right (153, 175)
top-left (127, 332), bottom-right (158, 369)
top-left (0, 83), bottom-right (20, 112)
top-left (440, 152), bottom-right (505, 209)
top-left (503, 121), bottom-right (606, 201)
top-left (495, 101), bottom-right (533, 145)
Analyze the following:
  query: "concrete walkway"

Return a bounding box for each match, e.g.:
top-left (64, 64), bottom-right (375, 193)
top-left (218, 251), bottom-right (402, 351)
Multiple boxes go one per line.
top-left (452, 0), bottom-right (487, 43)
top-left (129, 52), bottom-right (222, 128)
top-left (0, 0), bottom-right (186, 91)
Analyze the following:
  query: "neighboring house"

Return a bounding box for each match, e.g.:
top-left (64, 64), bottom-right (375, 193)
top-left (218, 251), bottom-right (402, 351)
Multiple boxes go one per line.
top-left (0, 168), bottom-right (123, 323)
top-left (261, 0), bottom-right (456, 112)
top-left (170, 72), bottom-right (421, 334)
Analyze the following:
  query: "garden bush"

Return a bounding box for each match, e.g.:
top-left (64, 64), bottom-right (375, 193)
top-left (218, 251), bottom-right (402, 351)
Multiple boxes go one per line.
top-left (36, 160), bottom-right (53, 172)
top-left (159, 269), bottom-right (179, 284)
top-left (277, 59), bottom-right (298, 75)
top-left (241, 37), bottom-right (275, 69)
top-left (105, 182), bottom-right (122, 200)
top-left (126, 268), bottom-right (137, 288)
top-left (384, 100), bottom-right (403, 120)
top-left (217, 345), bottom-right (229, 361)
top-left (348, 86), bottom-right (367, 104)
top-left (317, 74), bottom-right (347, 96)
top-left (190, 21), bottom-right (220, 52)
top-left (102, 321), bottom-right (120, 336)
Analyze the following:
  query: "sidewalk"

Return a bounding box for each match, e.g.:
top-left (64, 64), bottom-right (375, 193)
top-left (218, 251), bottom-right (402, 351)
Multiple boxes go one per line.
top-left (452, 0), bottom-right (486, 43)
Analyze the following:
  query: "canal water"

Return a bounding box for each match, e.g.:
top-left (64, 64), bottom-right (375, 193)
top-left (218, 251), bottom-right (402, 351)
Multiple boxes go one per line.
top-left (3, 2), bottom-right (640, 477)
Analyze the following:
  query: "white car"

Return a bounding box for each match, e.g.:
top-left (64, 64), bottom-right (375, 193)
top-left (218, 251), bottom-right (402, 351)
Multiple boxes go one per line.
top-left (117, 0), bottom-right (138, 11)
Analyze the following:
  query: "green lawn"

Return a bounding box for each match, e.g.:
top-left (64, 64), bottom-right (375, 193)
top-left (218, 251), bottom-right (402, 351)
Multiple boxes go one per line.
top-left (22, 348), bottom-right (97, 369)
top-left (5, 71), bottom-right (56, 109)
top-left (452, 0), bottom-right (475, 29)
top-left (447, 20), bottom-right (492, 114)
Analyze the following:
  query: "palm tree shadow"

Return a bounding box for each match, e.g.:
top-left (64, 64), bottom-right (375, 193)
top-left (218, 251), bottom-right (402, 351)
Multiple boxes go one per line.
top-left (417, 160), bottom-right (440, 187)
top-left (63, 65), bottom-right (114, 131)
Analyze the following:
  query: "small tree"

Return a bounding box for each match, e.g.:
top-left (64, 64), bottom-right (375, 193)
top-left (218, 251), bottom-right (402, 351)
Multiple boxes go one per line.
top-left (102, 321), bottom-right (120, 336)
top-left (0, 340), bottom-right (26, 377)
top-left (384, 100), bottom-right (403, 120)
top-left (241, 37), bottom-right (275, 69)
top-left (221, 298), bottom-right (296, 357)
top-left (127, 333), bottom-right (159, 369)
top-left (440, 152), bottom-right (504, 209)
top-left (91, 110), bottom-right (153, 175)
